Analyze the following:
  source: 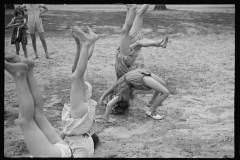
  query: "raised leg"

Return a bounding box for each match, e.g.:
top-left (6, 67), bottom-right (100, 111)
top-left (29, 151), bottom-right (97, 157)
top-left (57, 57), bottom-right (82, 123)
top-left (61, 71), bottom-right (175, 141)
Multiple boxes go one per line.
top-left (5, 53), bottom-right (21, 63)
top-left (120, 4), bottom-right (137, 56)
top-left (69, 26), bottom-right (94, 119)
top-left (22, 59), bottom-right (63, 145)
top-left (124, 4), bottom-right (137, 28)
top-left (129, 4), bottom-right (149, 35)
top-left (130, 37), bottom-right (168, 52)
top-left (5, 61), bottom-right (62, 157)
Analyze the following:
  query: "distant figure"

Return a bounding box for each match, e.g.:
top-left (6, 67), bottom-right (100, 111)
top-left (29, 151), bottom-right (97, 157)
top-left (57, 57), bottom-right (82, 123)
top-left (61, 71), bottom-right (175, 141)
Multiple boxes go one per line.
top-left (22, 4), bottom-right (50, 59)
top-left (6, 6), bottom-right (28, 58)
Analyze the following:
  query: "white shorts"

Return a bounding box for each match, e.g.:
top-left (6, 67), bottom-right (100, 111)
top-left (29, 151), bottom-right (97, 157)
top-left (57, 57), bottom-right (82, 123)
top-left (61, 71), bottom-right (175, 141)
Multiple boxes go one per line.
top-left (54, 142), bottom-right (72, 157)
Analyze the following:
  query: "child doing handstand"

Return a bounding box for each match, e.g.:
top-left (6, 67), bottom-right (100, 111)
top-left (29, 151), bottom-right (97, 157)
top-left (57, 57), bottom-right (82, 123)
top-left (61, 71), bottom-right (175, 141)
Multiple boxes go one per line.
top-left (115, 4), bottom-right (169, 80)
top-left (99, 5), bottom-right (170, 122)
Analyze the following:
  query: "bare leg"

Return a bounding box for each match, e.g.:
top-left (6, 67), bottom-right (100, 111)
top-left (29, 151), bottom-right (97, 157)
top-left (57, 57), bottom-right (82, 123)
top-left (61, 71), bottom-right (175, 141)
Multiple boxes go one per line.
top-left (21, 43), bottom-right (28, 58)
top-left (146, 73), bottom-right (170, 106)
top-left (71, 26), bottom-right (99, 102)
top-left (129, 4), bottom-right (149, 35)
top-left (124, 4), bottom-right (137, 28)
top-left (130, 37), bottom-right (168, 52)
top-left (15, 42), bottom-right (20, 56)
top-left (30, 34), bottom-right (38, 59)
top-left (143, 76), bottom-right (169, 112)
top-left (70, 26), bottom-right (94, 119)
top-left (22, 59), bottom-right (63, 145)
top-left (4, 61), bottom-right (62, 157)
top-left (39, 32), bottom-right (50, 59)
top-left (120, 4), bottom-right (137, 56)
top-left (71, 37), bottom-right (82, 73)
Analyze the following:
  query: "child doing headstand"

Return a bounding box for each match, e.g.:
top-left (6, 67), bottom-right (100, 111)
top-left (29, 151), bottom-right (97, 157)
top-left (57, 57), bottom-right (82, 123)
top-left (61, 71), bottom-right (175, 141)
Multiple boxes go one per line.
top-left (6, 6), bottom-right (28, 58)
top-left (5, 54), bottom-right (72, 157)
top-left (60, 26), bottom-right (100, 157)
top-left (61, 26), bottom-right (99, 157)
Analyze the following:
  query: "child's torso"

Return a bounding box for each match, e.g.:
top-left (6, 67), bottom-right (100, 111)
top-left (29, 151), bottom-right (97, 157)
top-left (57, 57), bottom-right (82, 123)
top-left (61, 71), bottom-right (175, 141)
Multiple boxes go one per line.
top-left (25, 4), bottom-right (42, 18)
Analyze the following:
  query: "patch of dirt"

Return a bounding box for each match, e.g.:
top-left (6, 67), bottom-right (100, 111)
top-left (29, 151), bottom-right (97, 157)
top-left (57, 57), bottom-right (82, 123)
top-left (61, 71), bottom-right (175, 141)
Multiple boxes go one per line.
top-left (4, 7), bottom-right (234, 158)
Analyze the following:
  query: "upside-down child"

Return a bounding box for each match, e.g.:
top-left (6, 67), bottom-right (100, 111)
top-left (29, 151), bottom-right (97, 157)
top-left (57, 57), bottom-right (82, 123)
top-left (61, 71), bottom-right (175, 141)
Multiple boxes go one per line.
top-left (59, 26), bottom-right (100, 157)
top-left (5, 54), bottom-right (72, 157)
top-left (99, 5), bottom-right (170, 122)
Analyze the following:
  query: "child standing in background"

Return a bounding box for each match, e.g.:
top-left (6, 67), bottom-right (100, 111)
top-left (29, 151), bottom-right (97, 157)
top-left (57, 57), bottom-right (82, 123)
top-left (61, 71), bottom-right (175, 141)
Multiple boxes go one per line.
top-left (6, 6), bottom-right (28, 58)
top-left (22, 4), bottom-right (50, 59)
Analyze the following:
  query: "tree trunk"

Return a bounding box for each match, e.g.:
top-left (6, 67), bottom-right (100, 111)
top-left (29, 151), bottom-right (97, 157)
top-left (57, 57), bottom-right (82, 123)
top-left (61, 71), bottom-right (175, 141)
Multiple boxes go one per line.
top-left (154, 4), bottom-right (167, 10)
top-left (5, 4), bottom-right (15, 9)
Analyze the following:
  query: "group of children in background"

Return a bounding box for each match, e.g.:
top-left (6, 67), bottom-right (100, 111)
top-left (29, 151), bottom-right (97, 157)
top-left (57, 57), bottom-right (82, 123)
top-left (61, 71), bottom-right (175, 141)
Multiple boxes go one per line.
top-left (6, 4), bottom-right (50, 59)
top-left (5, 4), bottom-right (173, 158)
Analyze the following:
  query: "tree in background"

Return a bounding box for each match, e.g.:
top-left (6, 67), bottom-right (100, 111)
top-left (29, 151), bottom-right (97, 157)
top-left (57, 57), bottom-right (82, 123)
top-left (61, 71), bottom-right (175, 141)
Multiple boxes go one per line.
top-left (5, 4), bottom-right (15, 9)
top-left (154, 4), bottom-right (167, 10)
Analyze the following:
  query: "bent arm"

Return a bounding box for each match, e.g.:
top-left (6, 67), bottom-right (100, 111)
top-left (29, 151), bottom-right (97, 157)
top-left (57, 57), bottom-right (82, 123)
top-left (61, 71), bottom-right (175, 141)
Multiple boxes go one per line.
top-left (105, 96), bottom-right (119, 122)
top-left (21, 4), bottom-right (28, 15)
top-left (5, 19), bottom-right (19, 29)
top-left (40, 4), bottom-right (49, 15)
top-left (99, 84), bottom-right (115, 103)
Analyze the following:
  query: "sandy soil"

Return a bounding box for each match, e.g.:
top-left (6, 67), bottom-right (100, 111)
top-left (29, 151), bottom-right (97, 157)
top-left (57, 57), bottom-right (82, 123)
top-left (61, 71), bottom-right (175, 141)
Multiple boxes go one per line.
top-left (4, 6), bottom-right (235, 158)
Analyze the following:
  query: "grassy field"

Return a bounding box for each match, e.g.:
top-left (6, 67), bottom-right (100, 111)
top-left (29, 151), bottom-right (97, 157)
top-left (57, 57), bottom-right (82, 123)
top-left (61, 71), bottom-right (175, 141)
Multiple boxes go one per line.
top-left (4, 5), bottom-right (235, 158)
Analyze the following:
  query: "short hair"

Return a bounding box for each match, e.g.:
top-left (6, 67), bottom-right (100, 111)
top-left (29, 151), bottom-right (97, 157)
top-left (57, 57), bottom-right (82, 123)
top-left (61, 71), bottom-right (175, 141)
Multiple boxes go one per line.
top-left (112, 101), bottom-right (129, 115)
top-left (14, 6), bottom-right (25, 17)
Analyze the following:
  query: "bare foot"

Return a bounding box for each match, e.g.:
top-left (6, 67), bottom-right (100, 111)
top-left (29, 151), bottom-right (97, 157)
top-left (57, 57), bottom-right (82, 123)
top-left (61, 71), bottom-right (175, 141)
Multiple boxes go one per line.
top-left (5, 61), bottom-right (28, 77)
top-left (21, 59), bottom-right (35, 71)
top-left (86, 26), bottom-right (99, 42)
top-left (5, 53), bottom-right (21, 63)
top-left (34, 55), bottom-right (39, 60)
top-left (70, 26), bottom-right (94, 45)
top-left (160, 37), bottom-right (168, 48)
top-left (156, 39), bottom-right (164, 47)
top-left (127, 4), bottom-right (137, 10)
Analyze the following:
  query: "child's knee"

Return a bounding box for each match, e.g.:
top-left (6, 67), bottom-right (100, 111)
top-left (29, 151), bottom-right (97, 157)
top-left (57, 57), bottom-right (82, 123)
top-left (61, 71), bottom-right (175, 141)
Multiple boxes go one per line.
top-left (71, 73), bottom-right (83, 81)
top-left (162, 90), bottom-right (170, 97)
top-left (18, 116), bottom-right (32, 128)
top-left (136, 11), bottom-right (144, 17)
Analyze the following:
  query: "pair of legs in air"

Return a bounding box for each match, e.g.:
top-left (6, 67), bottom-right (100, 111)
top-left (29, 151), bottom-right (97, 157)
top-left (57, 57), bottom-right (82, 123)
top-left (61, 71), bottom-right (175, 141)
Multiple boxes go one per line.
top-left (119, 4), bottom-right (170, 118)
top-left (121, 4), bottom-right (168, 59)
top-left (4, 26), bottom-right (98, 157)
top-left (69, 26), bottom-right (99, 119)
top-left (71, 26), bottom-right (99, 96)
top-left (5, 55), bottom-right (70, 157)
